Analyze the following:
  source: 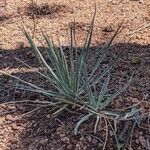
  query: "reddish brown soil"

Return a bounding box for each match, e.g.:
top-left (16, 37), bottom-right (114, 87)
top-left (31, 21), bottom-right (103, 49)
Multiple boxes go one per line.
top-left (0, 0), bottom-right (150, 150)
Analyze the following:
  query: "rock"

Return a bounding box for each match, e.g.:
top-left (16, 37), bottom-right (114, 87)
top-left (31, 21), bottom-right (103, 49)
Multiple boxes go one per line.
top-left (137, 147), bottom-right (142, 150)
top-left (39, 138), bottom-right (48, 145)
top-left (28, 144), bottom-right (36, 150)
top-left (139, 131), bottom-right (143, 136)
top-left (131, 57), bottom-right (141, 64)
top-left (46, 114), bottom-right (51, 118)
top-left (128, 147), bottom-right (134, 150)
top-left (11, 124), bottom-right (19, 130)
top-left (138, 136), bottom-right (146, 148)
top-left (136, 139), bottom-right (139, 143)
top-left (87, 136), bottom-right (91, 142)
top-left (144, 57), bottom-right (150, 65)
top-left (91, 138), bottom-right (98, 145)
top-left (67, 144), bottom-right (72, 149)
top-left (5, 114), bottom-right (12, 121)
top-left (59, 133), bottom-right (65, 138)
top-left (61, 136), bottom-right (69, 142)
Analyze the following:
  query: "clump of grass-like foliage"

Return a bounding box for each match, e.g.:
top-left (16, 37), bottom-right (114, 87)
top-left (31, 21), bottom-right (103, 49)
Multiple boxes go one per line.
top-left (0, 7), bottom-right (144, 150)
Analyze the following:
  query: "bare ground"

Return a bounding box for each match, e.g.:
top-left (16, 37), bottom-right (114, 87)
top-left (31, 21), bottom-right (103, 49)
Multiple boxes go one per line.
top-left (0, 0), bottom-right (150, 150)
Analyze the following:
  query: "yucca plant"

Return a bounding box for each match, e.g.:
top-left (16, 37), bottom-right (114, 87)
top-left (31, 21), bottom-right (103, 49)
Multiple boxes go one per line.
top-left (0, 7), bottom-right (141, 149)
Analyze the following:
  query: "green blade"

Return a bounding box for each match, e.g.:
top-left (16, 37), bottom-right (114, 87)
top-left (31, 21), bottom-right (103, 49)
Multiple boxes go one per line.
top-left (21, 27), bottom-right (59, 82)
top-left (90, 49), bottom-right (123, 86)
top-left (97, 72), bottom-right (110, 110)
top-left (74, 113), bottom-right (93, 135)
top-left (83, 5), bottom-right (96, 58)
top-left (101, 73), bottom-right (133, 109)
top-left (89, 24), bottom-right (122, 79)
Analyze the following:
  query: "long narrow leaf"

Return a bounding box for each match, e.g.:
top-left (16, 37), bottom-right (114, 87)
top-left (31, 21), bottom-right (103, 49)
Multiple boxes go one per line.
top-left (21, 27), bottom-right (59, 82)
top-left (101, 73), bottom-right (133, 109)
top-left (83, 5), bottom-right (96, 56)
top-left (97, 72), bottom-right (110, 110)
top-left (90, 49), bottom-right (123, 85)
top-left (89, 24), bottom-right (122, 79)
top-left (74, 113), bottom-right (93, 135)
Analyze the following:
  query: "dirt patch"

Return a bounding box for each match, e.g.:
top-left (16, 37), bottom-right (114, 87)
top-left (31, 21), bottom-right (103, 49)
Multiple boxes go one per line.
top-left (0, 0), bottom-right (150, 149)
top-left (0, 15), bottom-right (10, 22)
top-left (25, 3), bottom-right (73, 19)
top-left (0, 42), bottom-right (149, 150)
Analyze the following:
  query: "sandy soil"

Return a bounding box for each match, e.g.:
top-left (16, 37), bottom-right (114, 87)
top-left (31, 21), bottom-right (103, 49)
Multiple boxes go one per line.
top-left (0, 0), bottom-right (150, 149)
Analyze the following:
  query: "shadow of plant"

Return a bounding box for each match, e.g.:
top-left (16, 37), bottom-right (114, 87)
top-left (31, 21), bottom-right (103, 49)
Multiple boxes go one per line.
top-left (0, 42), bottom-right (149, 149)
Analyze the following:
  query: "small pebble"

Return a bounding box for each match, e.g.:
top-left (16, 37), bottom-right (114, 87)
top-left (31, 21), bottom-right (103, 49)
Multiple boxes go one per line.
top-left (138, 136), bottom-right (146, 147)
top-left (128, 147), bottom-right (134, 150)
top-left (0, 54), bottom-right (3, 58)
top-left (92, 138), bottom-right (98, 145)
top-left (131, 57), bottom-right (141, 64)
top-left (39, 138), bottom-right (48, 145)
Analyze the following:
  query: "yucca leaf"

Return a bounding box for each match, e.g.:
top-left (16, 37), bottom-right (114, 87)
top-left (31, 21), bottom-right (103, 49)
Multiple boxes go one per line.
top-left (69, 24), bottom-right (75, 73)
top-left (60, 46), bottom-right (71, 87)
top-left (39, 33), bottom-right (65, 85)
top-left (83, 63), bottom-right (95, 107)
top-left (101, 73), bottom-right (133, 109)
top-left (124, 107), bottom-right (140, 120)
top-left (0, 72), bottom-right (61, 98)
top-left (83, 5), bottom-right (96, 58)
top-left (43, 34), bottom-right (60, 69)
top-left (90, 49), bottom-right (123, 86)
top-left (97, 72), bottom-right (110, 110)
top-left (94, 115), bottom-right (101, 134)
top-left (103, 111), bottom-right (120, 119)
top-left (117, 121), bottom-right (132, 150)
top-left (41, 31), bottom-right (72, 94)
top-left (132, 106), bottom-right (141, 127)
top-left (21, 27), bottom-right (59, 82)
top-left (75, 54), bottom-right (84, 92)
top-left (74, 113), bottom-right (93, 135)
top-left (15, 57), bottom-right (55, 83)
top-left (17, 87), bottom-right (61, 98)
top-left (69, 23), bottom-right (78, 92)
top-left (89, 24), bottom-right (122, 79)
top-left (91, 83), bottom-right (98, 108)
top-left (52, 104), bottom-right (68, 116)
top-left (72, 19), bottom-right (78, 60)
